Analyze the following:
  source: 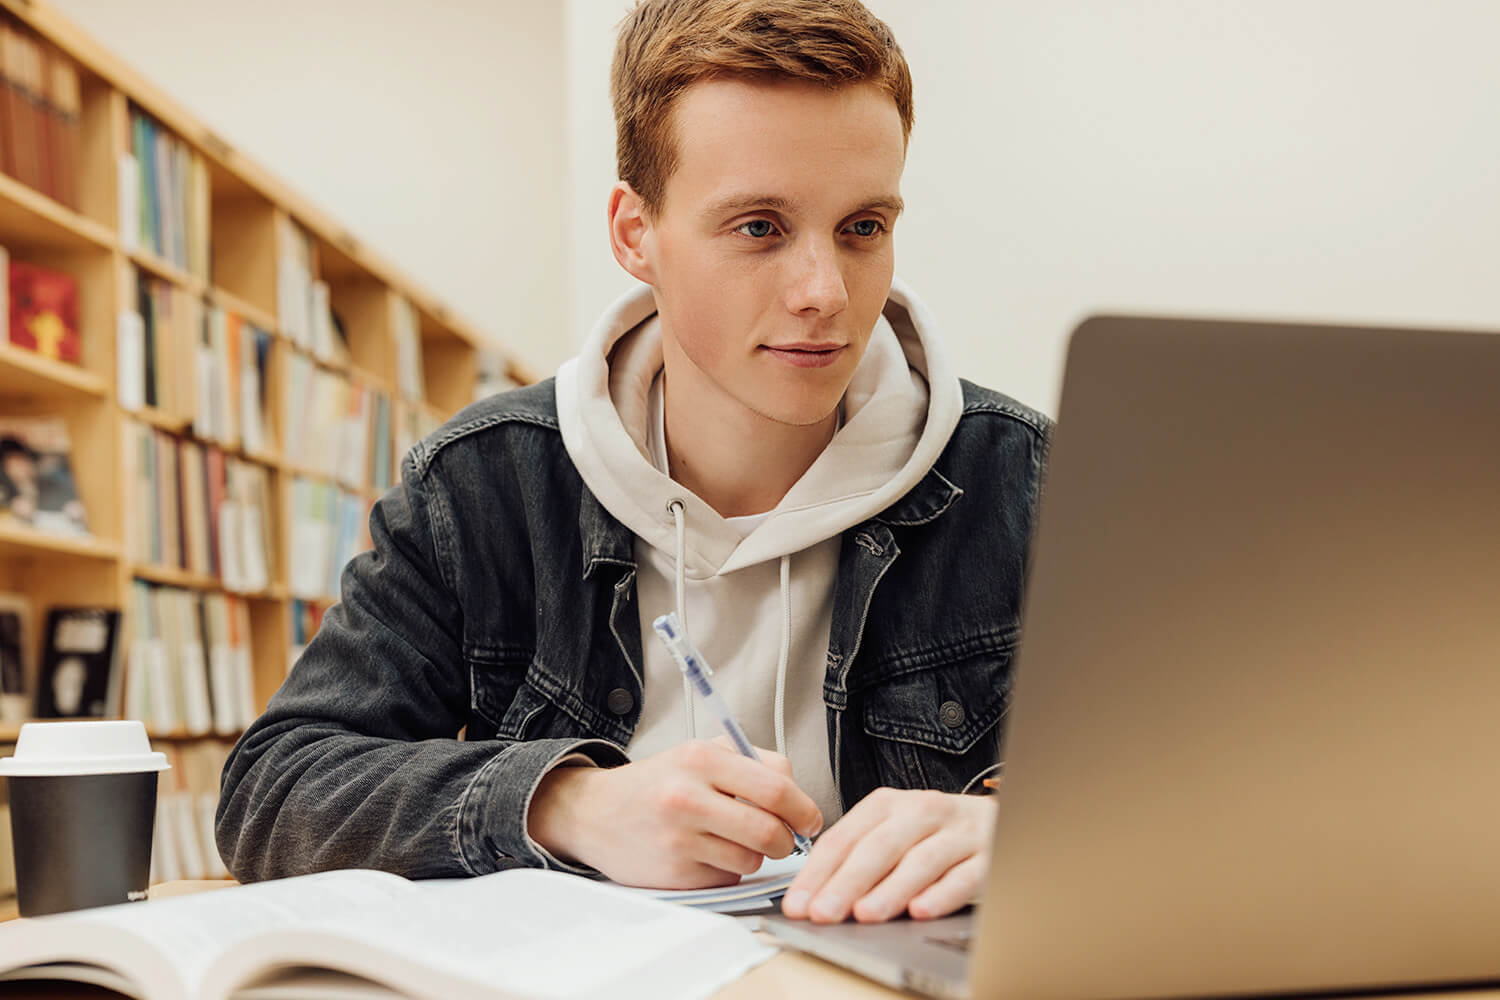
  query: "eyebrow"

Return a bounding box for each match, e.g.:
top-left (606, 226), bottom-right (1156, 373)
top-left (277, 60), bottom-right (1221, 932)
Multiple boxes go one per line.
top-left (701, 193), bottom-right (905, 221)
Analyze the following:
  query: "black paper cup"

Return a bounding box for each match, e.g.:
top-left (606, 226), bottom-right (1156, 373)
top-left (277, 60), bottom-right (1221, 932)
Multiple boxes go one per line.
top-left (0, 721), bottom-right (169, 917)
top-left (8, 770), bottom-right (159, 917)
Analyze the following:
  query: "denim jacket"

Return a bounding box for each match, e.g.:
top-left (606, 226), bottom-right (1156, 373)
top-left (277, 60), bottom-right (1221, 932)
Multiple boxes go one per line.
top-left (216, 378), bottom-right (1050, 882)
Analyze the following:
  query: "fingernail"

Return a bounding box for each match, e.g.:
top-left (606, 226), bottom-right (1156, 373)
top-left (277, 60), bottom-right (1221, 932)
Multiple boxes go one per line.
top-left (782, 890), bottom-right (809, 914)
top-left (811, 895), bottom-right (845, 922)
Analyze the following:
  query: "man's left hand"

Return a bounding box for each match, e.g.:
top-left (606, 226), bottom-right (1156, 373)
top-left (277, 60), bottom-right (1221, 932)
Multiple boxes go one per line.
top-left (778, 788), bottom-right (996, 923)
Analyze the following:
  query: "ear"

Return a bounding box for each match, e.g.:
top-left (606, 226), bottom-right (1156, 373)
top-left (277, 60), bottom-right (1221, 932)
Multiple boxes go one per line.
top-left (608, 181), bottom-right (657, 285)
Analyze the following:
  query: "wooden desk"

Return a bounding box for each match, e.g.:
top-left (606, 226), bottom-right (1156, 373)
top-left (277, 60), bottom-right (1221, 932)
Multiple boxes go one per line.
top-left (7, 882), bottom-right (1500, 1000)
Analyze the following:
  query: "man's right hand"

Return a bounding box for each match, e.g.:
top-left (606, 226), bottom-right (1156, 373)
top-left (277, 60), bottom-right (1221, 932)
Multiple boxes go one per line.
top-left (527, 739), bottom-right (823, 889)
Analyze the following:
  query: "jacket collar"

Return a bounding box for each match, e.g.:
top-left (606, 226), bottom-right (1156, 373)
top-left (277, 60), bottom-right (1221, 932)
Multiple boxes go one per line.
top-left (871, 466), bottom-right (964, 527)
top-left (580, 485), bottom-right (637, 578)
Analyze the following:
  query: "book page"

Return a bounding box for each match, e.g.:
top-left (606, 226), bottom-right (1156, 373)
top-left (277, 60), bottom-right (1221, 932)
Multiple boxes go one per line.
top-left (20, 870), bottom-right (417, 998)
top-left (205, 869), bottom-right (773, 1000)
top-left (604, 853), bottom-right (805, 912)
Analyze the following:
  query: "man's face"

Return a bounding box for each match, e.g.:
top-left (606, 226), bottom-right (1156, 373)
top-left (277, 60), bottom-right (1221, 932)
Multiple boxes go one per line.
top-left (641, 78), bottom-right (906, 428)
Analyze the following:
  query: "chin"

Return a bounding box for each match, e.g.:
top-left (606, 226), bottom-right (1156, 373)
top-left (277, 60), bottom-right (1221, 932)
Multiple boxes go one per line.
top-left (756, 396), bottom-right (843, 428)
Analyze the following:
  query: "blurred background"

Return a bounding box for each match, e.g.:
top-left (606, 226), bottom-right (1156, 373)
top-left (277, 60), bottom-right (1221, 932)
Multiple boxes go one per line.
top-left (52, 0), bottom-right (1500, 412)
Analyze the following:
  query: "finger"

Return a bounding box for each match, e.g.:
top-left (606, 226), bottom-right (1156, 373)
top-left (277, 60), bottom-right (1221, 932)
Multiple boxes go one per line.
top-left (754, 746), bottom-right (795, 780)
top-left (806, 809), bottom-right (945, 924)
top-left (907, 854), bottom-right (987, 920)
top-left (700, 750), bottom-right (822, 843)
top-left (692, 831), bottom-right (770, 878)
top-left (850, 830), bottom-right (972, 923)
top-left (706, 736), bottom-right (796, 781)
top-left (782, 788), bottom-right (906, 915)
top-left (697, 789), bottom-right (797, 859)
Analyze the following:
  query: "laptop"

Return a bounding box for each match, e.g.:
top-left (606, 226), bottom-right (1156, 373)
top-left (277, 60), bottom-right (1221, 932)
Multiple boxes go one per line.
top-left (764, 315), bottom-right (1500, 999)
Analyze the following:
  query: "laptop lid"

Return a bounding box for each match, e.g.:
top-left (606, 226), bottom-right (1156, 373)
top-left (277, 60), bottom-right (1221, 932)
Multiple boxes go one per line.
top-left (970, 316), bottom-right (1500, 1000)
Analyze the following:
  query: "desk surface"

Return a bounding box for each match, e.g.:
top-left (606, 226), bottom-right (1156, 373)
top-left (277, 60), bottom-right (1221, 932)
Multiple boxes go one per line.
top-left (7, 882), bottom-right (1500, 1000)
top-left (0, 880), bottom-right (902, 999)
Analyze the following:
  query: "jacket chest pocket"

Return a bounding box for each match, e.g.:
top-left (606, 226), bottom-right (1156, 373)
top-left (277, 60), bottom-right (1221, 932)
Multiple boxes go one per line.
top-left (858, 630), bottom-right (1015, 793)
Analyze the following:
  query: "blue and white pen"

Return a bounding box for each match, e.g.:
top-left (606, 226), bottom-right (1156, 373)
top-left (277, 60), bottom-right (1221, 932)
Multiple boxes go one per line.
top-left (652, 611), bottom-right (814, 856)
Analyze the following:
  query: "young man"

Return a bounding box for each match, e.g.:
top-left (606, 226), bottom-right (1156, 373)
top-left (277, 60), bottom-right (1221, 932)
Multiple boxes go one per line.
top-left (217, 0), bottom-right (1049, 926)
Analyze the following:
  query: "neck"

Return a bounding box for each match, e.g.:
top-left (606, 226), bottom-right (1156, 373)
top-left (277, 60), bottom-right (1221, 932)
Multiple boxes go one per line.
top-left (661, 368), bottom-right (836, 519)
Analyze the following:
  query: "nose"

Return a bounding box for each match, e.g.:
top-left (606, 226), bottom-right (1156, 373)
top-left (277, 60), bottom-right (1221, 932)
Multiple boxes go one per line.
top-left (784, 238), bottom-right (849, 318)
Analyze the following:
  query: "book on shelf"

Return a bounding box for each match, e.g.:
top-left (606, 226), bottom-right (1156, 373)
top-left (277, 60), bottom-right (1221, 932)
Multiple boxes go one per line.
top-left (42, 42), bottom-right (82, 211)
top-left (239, 322), bottom-right (273, 459)
top-left (338, 381), bottom-right (373, 489)
top-left (270, 225), bottom-right (348, 364)
top-left (32, 607), bottom-right (123, 721)
top-left (311, 278), bottom-right (350, 366)
top-left (391, 401), bottom-right (441, 485)
top-left (287, 598), bottom-right (329, 674)
top-left (0, 22), bottom-right (43, 193)
top-left (119, 267), bottom-right (199, 415)
top-left (124, 422), bottom-right (275, 592)
top-left (124, 582), bottom-right (255, 737)
top-left (370, 390), bottom-right (393, 492)
top-left (283, 351), bottom-right (343, 477)
top-left (121, 106), bottom-right (209, 279)
top-left (150, 741), bottom-right (231, 884)
top-left (193, 303), bottom-right (235, 449)
top-left (190, 304), bottom-right (273, 456)
top-left (391, 295), bottom-right (425, 402)
top-left (0, 415), bottom-right (89, 537)
top-left (288, 476), bottom-right (371, 601)
top-left (0, 591), bottom-right (30, 724)
top-left (0, 21), bottom-right (82, 208)
top-left (3, 248), bottom-right (82, 364)
top-left (285, 354), bottom-right (388, 492)
top-left (0, 866), bottom-right (773, 1000)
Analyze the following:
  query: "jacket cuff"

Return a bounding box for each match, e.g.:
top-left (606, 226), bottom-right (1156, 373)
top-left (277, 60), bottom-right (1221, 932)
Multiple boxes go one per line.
top-left (456, 738), bottom-right (628, 875)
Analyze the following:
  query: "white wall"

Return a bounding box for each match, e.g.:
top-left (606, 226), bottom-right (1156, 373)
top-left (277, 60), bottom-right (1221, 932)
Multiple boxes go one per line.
top-left (51, 0), bottom-right (572, 372)
top-left (566, 1), bottom-right (1500, 413)
top-left (57, 2), bottom-right (1500, 407)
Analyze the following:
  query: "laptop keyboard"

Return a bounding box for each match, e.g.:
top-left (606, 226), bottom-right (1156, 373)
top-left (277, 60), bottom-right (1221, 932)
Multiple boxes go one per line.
top-left (923, 929), bottom-right (973, 953)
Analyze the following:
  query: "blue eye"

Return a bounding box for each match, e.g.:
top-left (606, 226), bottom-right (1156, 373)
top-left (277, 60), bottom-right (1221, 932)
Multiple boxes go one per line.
top-left (848, 219), bottom-right (885, 238)
top-left (735, 219), bottom-right (777, 238)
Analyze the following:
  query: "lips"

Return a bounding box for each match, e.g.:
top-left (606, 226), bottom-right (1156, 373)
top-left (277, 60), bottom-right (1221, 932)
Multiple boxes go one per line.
top-left (761, 343), bottom-right (847, 369)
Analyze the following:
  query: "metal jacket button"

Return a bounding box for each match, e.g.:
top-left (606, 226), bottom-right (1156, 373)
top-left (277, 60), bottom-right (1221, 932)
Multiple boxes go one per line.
top-left (939, 700), bottom-right (965, 729)
top-left (606, 688), bottom-right (634, 716)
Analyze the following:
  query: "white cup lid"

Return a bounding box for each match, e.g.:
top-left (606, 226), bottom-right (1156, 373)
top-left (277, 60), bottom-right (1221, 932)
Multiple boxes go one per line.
top-left (0, 720), bottom-right (170, 777)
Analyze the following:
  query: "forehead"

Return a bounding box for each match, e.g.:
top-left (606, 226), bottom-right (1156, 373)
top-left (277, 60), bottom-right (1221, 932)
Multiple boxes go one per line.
top-left (663, 77), bottom-right (906, 215)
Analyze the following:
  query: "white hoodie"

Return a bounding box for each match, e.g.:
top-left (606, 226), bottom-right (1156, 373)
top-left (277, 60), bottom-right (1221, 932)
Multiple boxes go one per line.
top-left (555, 278), bottom-right (962, 822)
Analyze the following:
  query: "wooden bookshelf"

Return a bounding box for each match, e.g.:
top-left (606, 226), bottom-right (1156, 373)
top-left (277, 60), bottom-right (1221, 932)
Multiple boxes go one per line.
top-left (0, 0), bottom-right (539, 887)
top-left (0, 342), bottom-right (109, 399)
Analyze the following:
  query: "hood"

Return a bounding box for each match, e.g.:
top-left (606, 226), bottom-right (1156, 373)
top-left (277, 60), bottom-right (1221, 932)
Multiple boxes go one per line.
top-left (556, 277), bottom-right (963, 577)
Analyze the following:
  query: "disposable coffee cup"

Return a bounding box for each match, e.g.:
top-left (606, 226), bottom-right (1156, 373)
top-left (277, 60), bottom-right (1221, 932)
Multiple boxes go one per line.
top-left (0, 720), bottom-right (168, 917)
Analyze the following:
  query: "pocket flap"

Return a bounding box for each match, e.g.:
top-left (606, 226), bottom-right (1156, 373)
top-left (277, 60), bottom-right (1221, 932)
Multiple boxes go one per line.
top-left (860, 632), bottom-right (1015, 754)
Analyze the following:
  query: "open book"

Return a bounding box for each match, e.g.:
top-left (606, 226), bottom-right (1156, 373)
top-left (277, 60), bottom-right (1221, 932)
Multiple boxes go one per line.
top-left (0, 867), bottom-right (775, 1000)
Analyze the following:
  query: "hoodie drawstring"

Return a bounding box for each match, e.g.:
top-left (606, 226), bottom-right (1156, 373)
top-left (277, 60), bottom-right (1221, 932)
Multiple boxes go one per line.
top-left (668, 499), bottom-right (694, 740)
top-left (667, 499), bottom-right (794, 759)
top-left (773, 554), bottom-right (791, 757)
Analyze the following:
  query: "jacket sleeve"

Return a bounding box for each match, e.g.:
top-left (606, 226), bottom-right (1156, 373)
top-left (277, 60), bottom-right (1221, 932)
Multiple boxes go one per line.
top-left (215, 448), bottom-right (627, 882)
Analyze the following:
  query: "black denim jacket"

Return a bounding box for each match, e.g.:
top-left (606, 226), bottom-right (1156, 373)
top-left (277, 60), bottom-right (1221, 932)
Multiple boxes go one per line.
top-left (216, 378), bottom-right (1050, 882)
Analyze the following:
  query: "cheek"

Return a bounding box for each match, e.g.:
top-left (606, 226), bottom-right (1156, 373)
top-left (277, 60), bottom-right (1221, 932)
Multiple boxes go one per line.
top-left (846, 247), bottom-right (896, 319)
